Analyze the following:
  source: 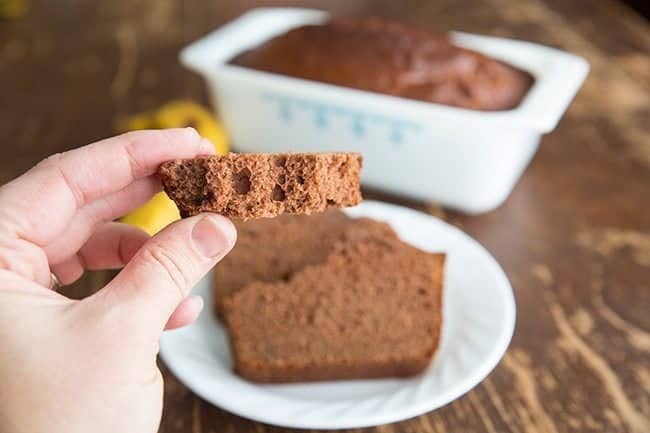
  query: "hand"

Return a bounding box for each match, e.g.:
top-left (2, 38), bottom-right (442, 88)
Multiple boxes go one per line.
top-left (0, 129), bottom-right (236, 433)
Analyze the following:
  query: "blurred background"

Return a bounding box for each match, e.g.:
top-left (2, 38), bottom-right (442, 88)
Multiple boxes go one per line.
top-left (1, 0), bottom-right (648, 178)
top-left (1, 1), bottom-right (648, 433)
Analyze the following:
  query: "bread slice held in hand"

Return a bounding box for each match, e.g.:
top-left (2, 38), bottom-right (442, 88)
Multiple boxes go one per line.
top-left (221, 219), bottom-right (445, 383)
top-left (158, 152), bottom-right (362, 219)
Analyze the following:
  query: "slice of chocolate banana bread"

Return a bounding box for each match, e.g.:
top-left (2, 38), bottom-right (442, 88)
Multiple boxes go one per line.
top-left (213, 211), bottom-right (350, 316)
top-left (213, 213), bottom-right (399, 317)
top-left (221, 221), bottom-right (445, 383)
top-left (158, 153), bottom-right (362, 219)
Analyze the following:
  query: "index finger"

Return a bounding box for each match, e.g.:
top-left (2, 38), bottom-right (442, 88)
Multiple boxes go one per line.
top-left (0, 128), bottom-right (214, 246)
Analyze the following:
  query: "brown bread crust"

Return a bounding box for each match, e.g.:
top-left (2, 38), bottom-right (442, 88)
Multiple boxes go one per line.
top-left (222, 221), bottom-right (445, 383)
top-left (158, 153), bottom-right (362, 219)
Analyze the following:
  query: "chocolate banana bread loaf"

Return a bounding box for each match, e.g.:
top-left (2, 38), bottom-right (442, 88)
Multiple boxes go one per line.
top-left (158, 152), bottom-right (362, 219)
top-left (221, 220), bottom-right (445, 383)
top-left (230, 17), bottom-right (533, 111)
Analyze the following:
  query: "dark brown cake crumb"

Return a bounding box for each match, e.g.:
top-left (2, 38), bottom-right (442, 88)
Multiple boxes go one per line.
top-left (221, 220), bottom-right (445, 383)
top-left (212, 212), bottom-right (398, 317)
top-left (158, 153), bottom-right (362, 219)
top-left (212, 210), bottom-right (350, 316)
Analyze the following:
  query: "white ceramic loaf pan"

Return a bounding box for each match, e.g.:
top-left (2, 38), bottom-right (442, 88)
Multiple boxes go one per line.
top-left (180, 7), bottom-right (588, 214)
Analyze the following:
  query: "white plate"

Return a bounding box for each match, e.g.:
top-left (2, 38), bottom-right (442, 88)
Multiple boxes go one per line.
top-left (160, 201), bottom-right (516, 429)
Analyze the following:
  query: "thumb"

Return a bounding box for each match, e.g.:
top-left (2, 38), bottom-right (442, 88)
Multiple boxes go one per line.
top-left (99, 213), bottom-right (236, 334)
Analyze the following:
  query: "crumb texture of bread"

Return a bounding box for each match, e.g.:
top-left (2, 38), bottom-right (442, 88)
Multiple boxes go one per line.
top-left (222, 220), bottom-right (445, 383)
top-left (212, 213), bottom-right (399, 317)
top-left (158, 153), bottom-right (362, 219)
top-left (212, 211), bottom-right (350, 315)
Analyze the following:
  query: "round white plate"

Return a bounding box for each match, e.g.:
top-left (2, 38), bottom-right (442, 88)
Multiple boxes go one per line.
top-left (160, 201), bottom-right (516, 429)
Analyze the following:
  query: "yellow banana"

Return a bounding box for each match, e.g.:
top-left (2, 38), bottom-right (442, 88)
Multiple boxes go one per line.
top-left (117, 100), bottom-right (229, 235)
top-left (0, 0), bottom-right (27, 19)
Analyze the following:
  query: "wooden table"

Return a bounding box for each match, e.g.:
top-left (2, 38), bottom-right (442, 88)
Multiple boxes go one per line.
top-left (1, 1), bottom-right (649, 432)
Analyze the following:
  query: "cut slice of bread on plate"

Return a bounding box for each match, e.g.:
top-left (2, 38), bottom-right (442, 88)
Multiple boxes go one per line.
top-left (222, 219), bottom-right (445, 383)
top-left (212, 210), bottom-right (351, 317)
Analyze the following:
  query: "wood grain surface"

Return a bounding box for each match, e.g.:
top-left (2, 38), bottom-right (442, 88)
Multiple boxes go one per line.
top-left (1, 1), bottom-right (649, 432)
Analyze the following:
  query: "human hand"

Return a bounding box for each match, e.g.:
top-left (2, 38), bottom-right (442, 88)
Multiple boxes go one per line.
top-left (0, 129), bottom-right (236, 433)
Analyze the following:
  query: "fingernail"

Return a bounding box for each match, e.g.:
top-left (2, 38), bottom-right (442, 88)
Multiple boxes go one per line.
top-left (189, 295), bottom-right (204, 312)
top-left (191, 214), bottom-right (236, 258)
top-left (199, 138), bottom-right (216, 155)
